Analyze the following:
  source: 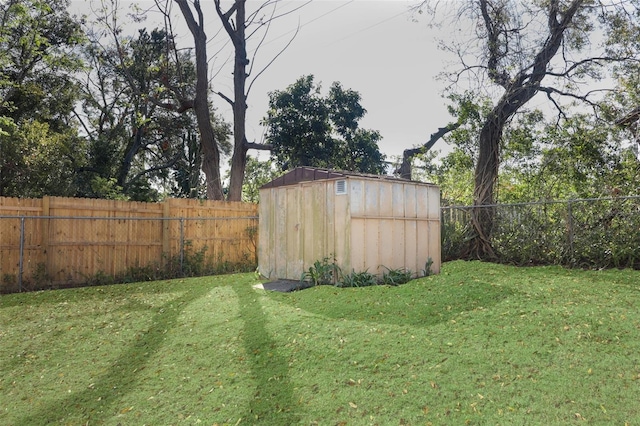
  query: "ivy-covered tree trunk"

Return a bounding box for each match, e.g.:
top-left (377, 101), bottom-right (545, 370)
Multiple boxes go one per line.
top-left (460, 0), bottom-right (584, 259)
top-left (469, 111), bottom-right (503, 259)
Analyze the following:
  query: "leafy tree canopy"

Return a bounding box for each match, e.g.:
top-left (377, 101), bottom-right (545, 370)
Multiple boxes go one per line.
top-left (263, 75), bottom-right (386, 174)
top-left (418, 112), bottom-right (639, 206)
top-left (0, 0), bottom-right (86, 197)
top-left (0, 0), bottom-right (85, 128)
top-left (236, 157), bottom-right (282, 203)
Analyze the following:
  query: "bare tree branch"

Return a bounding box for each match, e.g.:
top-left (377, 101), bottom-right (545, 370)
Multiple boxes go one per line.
top-left (216, 91), bottom-right (234, 106)
top-left (247, 2), bottom-right (278, 77)
top-left (537, 85), bottom-right (607, 108)
top-left (245, 141), bottom-right (273, 151)
top-left (545, 56), bottom-right (637, 78)
top-left (247, 20), bottom-right (300, 98)
top-left (616, 106), bottom-right (640, 126)
top-left (398, 121), bottom-right (462, 180)
top-left (247, 0), bottom-right (312, 27)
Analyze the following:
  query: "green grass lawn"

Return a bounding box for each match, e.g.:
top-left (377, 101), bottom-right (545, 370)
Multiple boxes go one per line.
top-left (1, 260), bottom-right (639, 425)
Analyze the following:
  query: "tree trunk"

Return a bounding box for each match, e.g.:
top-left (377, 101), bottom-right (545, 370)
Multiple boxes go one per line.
top-left (216, 0), bottom-right (283, 201)
top-left (196, 97), bottom-right (224, 200)
top-left (226, 0), bottom-right (248, 202)
top-left (117, 126), bottom-right (143, 190)
top-left (193, 29), bottom-right (224, 200)
top-left (175, 0), bottom-right (224, 200)
top-left (463, 0), bottom-right (584, 259)
top-left (468, 111), bottom-right (502, 259)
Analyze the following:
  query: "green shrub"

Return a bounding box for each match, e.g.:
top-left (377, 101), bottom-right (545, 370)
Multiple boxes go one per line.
top-left (337, 269), bottom-right (378, 288)
top-left (301, 256), bottom-right (340, 286)
top-left (85, 269), bottom-right (115, 287)
top-left (1, 273), bottom-right (17, 294)
top-left (381, 267), bottom-right (413, 286)
top-left (121, 263), bottom-right (163, 283)
top-left (422, 257), bottom-right (434, 277)
top-left (442, 197), bottom-right (640, 270)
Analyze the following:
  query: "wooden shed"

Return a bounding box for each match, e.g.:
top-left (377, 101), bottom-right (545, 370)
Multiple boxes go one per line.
top-left (258, 167), bottom-right (440, 282)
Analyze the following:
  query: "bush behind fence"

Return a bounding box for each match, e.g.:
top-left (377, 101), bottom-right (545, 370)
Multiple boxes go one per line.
top-left (442, 196), bottom-right (640, 269)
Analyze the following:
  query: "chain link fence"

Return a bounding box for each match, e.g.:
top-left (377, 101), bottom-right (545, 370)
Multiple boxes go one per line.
top-left (442, 195), bottom-right (640, 269)
top-left (4, 196), bottom-right (638, 293)
top-left (1, 215), bottom-right (258, 293)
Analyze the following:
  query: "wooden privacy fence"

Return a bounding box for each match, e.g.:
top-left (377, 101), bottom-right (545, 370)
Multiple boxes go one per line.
top-left (0, 197), bottom-right (258, 292)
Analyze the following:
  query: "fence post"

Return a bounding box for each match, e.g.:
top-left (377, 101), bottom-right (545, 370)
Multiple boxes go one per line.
top-left (567, 200), bottom-right (574, 262)
top-left (162, 200), bottom-right (171, 266)
top-left (18, 217), bottom-right (25, 292)
top-left (180, 218), bottom-right (185, 274)
top-left (41, 196), bottom-right (50, 277)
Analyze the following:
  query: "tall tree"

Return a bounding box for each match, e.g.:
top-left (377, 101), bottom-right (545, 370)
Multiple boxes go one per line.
top-left (0, 0), bottom-right (86, 197)
top-left (163, 0), bottom-right (302, 200)
top-left (263, 75), bottom-right (386, 174)
top-left (213, 0), bottom-right (302, 200)
top-left (0, 0), bottom-right (85, 127)
top-left (171, 0), bottom-right (226, 199)
top-left (414, 0), bottom-right (640, 258)
top-left (214, 0), bottom-right (251, 201)
top-left (78, 5), bottom-right (226, 201)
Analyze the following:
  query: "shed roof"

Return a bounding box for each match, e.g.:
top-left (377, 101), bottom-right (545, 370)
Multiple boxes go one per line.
top-left (260, 166), bottom-right (434, 189)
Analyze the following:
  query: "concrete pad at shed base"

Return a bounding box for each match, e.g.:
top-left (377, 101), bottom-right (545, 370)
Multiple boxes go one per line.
top-left (253, 280), bottom-right (315, 293)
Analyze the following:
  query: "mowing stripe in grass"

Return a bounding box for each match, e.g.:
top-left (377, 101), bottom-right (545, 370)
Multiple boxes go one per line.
top-left (2, 262), bottom-right (640, 424)
top-left (232, 283), bottom-right (302, 424)
top-left (13, 284), bottom-right (212, 425)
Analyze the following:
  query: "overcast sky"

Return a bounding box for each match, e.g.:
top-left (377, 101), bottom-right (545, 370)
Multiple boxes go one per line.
top-left (229, 0), bottom-right (454, 162)
top-left (74, 0), bottom-right (456, 163)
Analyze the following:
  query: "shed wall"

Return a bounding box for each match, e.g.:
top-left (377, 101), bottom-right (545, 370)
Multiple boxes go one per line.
top-left (258, 177), bottom-right (440, 281)
top-left (348, 179), bottom-right (440, 276)
top-left (258, 179), bottom-right (350, 280)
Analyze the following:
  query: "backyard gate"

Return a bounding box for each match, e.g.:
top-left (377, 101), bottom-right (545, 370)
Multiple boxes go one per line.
top-left (258, 167), bottom-right (441, 281)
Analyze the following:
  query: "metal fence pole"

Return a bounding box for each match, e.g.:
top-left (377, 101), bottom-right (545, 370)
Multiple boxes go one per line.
top-left (567, 200), bottom-right (574, 261)
top-left (18, 217), bottom-right (25, 292)
top-left (180, 218), bottom-right (185, 274)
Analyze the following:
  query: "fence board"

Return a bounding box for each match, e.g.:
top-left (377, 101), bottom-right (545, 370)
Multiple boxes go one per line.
top-left (0, 197), bottom-right (258, 291)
